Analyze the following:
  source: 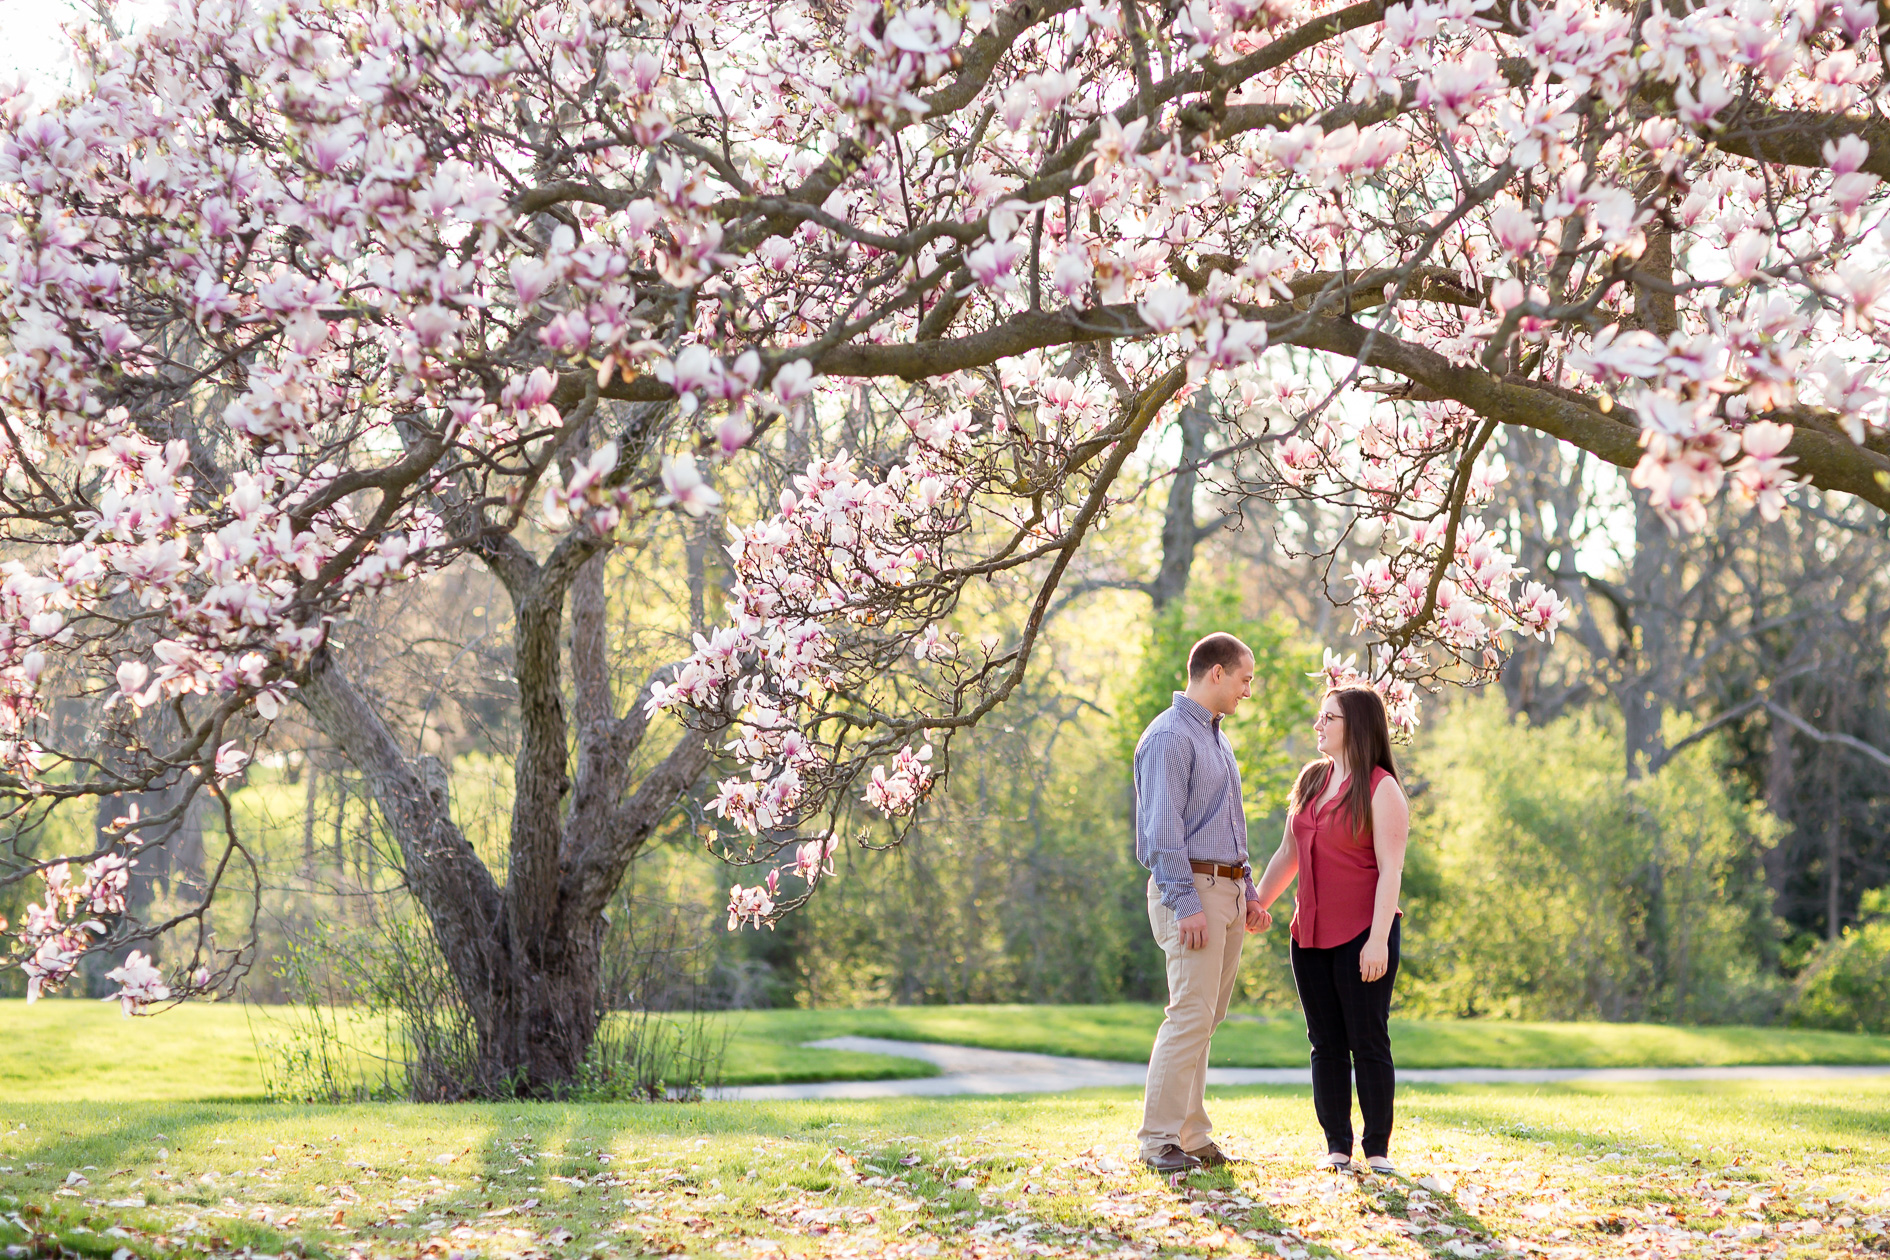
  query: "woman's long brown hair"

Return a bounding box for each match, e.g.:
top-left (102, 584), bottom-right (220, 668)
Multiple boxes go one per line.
top-left (1287, 685), bottom-right (1400, 839)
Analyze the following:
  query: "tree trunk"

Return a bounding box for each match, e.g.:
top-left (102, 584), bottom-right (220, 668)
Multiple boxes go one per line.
top-left (298, 541), bottom-right (715, 1097)
top-left (471, 915), bottom-right (608, 1093)
top-left (1764, 717), bottom-right (1795, 901)
top-left (1621, 498), bottom-right (1682, 779)
top-left (1826, 820), bottom-right (1843, 943)
top-left (1149, 398), bottom-right (1214, 612)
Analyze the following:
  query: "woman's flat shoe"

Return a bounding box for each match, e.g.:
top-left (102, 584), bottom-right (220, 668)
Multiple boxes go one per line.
top-left (1316, 1153), bottom-right (1353, 1171)
top-left (1365, 1156), bottom-right (1397, 1175)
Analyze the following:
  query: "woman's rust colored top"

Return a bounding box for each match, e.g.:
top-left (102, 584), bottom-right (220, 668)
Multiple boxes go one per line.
top-left (1289, 764), bottom-right (1398, 949)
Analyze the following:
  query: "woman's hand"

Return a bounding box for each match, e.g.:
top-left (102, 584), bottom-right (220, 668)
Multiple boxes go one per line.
top-left (1245, 900), bottom-right (1271, 933)
top-left (1359, 937), bottom-right (1389, 982)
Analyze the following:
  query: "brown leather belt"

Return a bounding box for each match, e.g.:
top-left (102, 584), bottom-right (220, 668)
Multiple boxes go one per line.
top-left (1190, 860), bottom-right (1251, 880)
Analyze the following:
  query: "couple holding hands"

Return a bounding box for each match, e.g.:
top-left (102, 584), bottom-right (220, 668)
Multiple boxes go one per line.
top-left (1133, 632), bottom-right (1409, 1176)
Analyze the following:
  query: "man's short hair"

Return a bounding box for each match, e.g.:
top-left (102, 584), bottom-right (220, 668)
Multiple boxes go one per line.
top-left (1187, 632), bottom-right (1252, 681)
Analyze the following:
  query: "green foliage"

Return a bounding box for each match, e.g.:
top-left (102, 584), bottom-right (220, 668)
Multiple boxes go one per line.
top-left (1112, 586), bottom-right (1320, 820)
top-left (786, 699), bottom-right (1153, 1005)
top-left (255, 932), bottom-right (399, 1102)
top-left (1403, 695), bottom-right (1785, 1024)
top-left (1790, 889), bottom-right (1890, 1033)
top-left (257, 914), bottom-right (496, 1101)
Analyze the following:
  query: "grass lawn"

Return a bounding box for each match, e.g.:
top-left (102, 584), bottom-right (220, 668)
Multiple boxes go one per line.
top-left (2, 1081), bottom-right (1887, 1260)
top-left (0, 1003), bottom-right (936, 1102)
top-left (720, 1004), bottom-right (1890, 1069)
top-left (8, 1001), bottom-right (1890, 1104)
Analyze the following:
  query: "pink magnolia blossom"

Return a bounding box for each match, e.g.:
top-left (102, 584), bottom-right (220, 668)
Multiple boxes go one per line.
top-left (1729, 421), bottom-right (1798, 520)
top-left (1823, 136), bottom-right (1870, 176)
top-left (965, 239), bottom-right (1025, 291)
top-left (794, 836), bottom-right (840, 884)
top-left (863, 743), bottom-right (935, 815)
top-left (103, 950), bottom-right (170, 1017)
top-left (658, 453), bottom-right (723, 518)
top-left (214, 742), bottom-right (251, 783)
top-left (726, 883), bottom-right (776, 930)
top-left (1137, 284), bottom-right (1197, 334)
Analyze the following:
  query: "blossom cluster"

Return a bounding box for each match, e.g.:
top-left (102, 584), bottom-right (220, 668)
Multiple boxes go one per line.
top-left (1314, 650), bottom-right (1423, 737)
top-left (649, 436), bottom-right (972, 840)
top-left (1345, 509), bottom-right (1571, 659)
top-left (18, 856), bottom-right (139, 1005)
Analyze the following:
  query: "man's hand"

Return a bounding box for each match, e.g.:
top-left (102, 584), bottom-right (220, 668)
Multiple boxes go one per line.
top-left (1245, 900), bottom-right (1271, 933)
top-left (1177, 911), bottom-right (1209, 950)
top-left (1359, 937), bottom-right (1390, 982)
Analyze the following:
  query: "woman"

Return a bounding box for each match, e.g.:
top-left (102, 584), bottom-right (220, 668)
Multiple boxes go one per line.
top-left (1252, 684), bottom-right (1410, 1174)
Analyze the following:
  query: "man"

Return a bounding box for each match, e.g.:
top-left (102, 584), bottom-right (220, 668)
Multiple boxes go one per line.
top-left (1133, 632), bottom-right (1271, 1173)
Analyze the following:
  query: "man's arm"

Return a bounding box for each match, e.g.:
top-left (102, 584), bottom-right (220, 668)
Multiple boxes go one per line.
top-left (1242, 866), bottom-right (1269, 931)
top-left (1136, 732), bottom-right (1203, 923)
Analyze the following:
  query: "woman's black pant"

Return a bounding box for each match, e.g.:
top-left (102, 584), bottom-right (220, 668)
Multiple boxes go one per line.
top-left (1290, 919), bottom-right (1399, 1158)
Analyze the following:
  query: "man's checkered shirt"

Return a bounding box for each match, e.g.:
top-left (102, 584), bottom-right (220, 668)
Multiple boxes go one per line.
top-left (1132, 691), bottom-right (1258, 920)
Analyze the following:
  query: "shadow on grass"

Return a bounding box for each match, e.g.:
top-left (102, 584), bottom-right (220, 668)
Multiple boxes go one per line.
top-left (2, 1096), bottom-right (1060, 1260)
top-left (10, 1081), bottom-right (1881, 1260)
top-left (1, 1105), bottom-right (302, 1259)
top-left (1395, 1080), bottom-right (1890, 1151)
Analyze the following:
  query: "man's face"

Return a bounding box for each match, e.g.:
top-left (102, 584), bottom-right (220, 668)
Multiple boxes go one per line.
top-left (1202, 654), bottom-right (1256, 717)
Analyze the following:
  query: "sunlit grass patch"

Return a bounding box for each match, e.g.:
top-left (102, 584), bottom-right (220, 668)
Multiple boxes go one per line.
top-left (721, 1004), bottom-right (1890, 1069)
top-left (1, 1081), bottom-right (1887, 1259)
top-left (0, 1002), bottom-right (937, 1102)
top-left (9, 1001), bottom-right (1888, 1107)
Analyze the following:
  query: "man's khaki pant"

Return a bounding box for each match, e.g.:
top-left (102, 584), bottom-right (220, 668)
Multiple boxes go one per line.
top-left (1138, 872), bottom-right (1246, 1158)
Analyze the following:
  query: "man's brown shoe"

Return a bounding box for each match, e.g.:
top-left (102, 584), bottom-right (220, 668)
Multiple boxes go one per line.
top-left (1185, 1141), bottom-right (1235, 1167)
top-left (1142, 1144), bottom-right (1204, 1174)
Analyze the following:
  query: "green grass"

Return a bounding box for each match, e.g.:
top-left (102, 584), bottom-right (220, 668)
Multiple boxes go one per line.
top-left (1, 1083), bottom-right (1886, 1260)
top-left (0, 1000), bottom-right (283, 1103)
top-left (9, 1001), bottom-right (1890, 1105)
top-left (0, 1002), bottom-right (937, 1102)
top-left (720, 1003), bottom-right (1890, 1069)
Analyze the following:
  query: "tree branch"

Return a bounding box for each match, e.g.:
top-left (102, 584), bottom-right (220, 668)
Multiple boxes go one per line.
top-left (564, 727), bottom-right (714, 923)
top-left (297, 650), bottom-right (505, 986)
top-left (570, 551), bottom-right (613, 730)
top-left (1764, 701), bottom-right (1890, 771)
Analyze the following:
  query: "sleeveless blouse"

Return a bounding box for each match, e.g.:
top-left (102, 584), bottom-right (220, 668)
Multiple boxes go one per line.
top-left (1289, 764), bottom-right (1398, 949)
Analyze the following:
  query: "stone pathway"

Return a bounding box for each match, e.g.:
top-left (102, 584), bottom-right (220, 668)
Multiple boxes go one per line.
top-left (713, 1035), bottom-right (1890, 1100)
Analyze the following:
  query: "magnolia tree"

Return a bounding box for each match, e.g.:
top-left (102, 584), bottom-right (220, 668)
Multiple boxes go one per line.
top-left (2, 0), bottom-right (1888, 1090)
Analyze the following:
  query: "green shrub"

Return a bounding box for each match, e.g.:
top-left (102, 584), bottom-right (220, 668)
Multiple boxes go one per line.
top-left (1790, 890), bottom-right (1890, 1033)
top-left (1111, 585), bottom-right (1318, 820)
top-left (1400, 695), bottom-right (1785, 1024)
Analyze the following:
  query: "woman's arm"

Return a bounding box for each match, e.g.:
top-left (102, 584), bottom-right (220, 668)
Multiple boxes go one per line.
top-left (1251, 818), bottom-right (1299, 910)
top-left (1359, 776), bottom-right (1409, 982)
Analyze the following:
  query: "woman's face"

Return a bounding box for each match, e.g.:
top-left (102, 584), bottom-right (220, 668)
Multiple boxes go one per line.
top-left (1313, 695), bottom-right (1346, 757)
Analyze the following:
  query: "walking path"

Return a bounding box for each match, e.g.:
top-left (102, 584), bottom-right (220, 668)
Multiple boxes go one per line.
top-left (713, 1035), bottom-right (1890, 1101)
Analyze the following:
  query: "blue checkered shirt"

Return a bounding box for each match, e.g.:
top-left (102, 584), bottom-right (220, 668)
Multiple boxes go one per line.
top-left (1133, 692), bottom-right (1257, 920)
